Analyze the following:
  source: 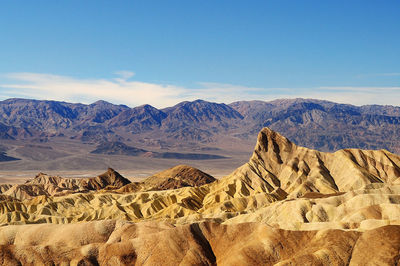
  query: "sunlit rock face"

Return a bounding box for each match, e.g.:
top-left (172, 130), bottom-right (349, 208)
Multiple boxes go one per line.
top-left (1, 127), bottom-right (400, 265)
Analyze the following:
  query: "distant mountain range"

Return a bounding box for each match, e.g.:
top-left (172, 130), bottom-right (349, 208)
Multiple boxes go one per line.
top-left (1, 97), bottom-right (400, 154)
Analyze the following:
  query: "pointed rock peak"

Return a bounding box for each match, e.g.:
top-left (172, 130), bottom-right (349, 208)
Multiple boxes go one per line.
top-left (29, 172), bottom-right (62, 186)
top-left (131, 104), bottom-right (166, 116)
top-left (91, 100), bottom-right (112, 106)
top-left (145, 164), bottom-right (216, 188)
top-left (155, 164), bottom-right (215, 180)
top-left (135, 104), bottom-right (157, 110)
top-left (255, 127), bottom-right (294, 153)
top-left (107, 167), bottom-right (116, 173)
top-left (249, 127), bottom-right (297, 167)
top-left (100, 167), bottom-right (119, 177)
top-left (97, 168), bottom-right (131, 186)
top-left (34, 172), bottom-right (48, 178)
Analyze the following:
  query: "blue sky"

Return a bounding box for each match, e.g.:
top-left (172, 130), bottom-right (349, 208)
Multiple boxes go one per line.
top-left (0, 0), bottom-right (399, 107)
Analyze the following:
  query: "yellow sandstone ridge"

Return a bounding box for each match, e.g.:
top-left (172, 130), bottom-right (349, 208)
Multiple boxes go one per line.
top-left (1, 127), bottom-right (400, 264)
top-left (0, 127), bottom-right (399, 231)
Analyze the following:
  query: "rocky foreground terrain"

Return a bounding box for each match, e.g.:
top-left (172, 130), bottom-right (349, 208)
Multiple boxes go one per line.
top-left (1, 127), bottom-right (400, 265)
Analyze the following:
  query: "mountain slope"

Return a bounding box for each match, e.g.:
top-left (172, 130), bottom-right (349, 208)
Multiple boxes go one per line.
top-left (2, 168), bottom-right (131, 200)
top-left (108, 104), bottom-right (167, 132)
top-left (2, 97), bottom-right (400, 156)
top-left (162, 99), bottom-right (243, 125)
top-left (239, 127), bottom-right (400, 197)
top-left (0, 220), bottom-right (398, 265)
top-left (118, 165), bottom-right (216, 193)
top-left (160, 99), bottom-right (244, 142)
top-left (2, 127), bottom-right (400, 230)
top-left (1, 127), bottom-right (400, 264)
top-left (230, 98), bottom-right (400, 152)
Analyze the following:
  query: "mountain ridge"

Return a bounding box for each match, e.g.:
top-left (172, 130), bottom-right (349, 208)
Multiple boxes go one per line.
top-left (2, 127), bottom-right (400, 230)
top-left (2, 168), bottom-right (131, 200)
top-left (1, 97), bottom-right (400, 154)
top-left (1, 127), bottom-right (400, 264)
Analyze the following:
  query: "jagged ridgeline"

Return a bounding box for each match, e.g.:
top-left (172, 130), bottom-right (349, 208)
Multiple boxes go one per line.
top-left (1, 127), bottom-right (400, 230)
top-left (1, 168), bottom-right (130, 200)
top-left (1, 127), bottom-right (400, 264)
top-left (1, 98), bottom-right (400, 153)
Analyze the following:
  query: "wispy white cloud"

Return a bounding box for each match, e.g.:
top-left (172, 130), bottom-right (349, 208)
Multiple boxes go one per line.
top-left (0, 72), bottom-right (188, 108)
top-left (0, 72), bottom-right (399, 107)
top-left (114, 70), bottom-right (135, 80)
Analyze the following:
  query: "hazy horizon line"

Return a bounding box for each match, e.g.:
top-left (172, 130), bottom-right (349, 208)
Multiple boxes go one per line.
top-left (1, 72), bottom-right (399, 108)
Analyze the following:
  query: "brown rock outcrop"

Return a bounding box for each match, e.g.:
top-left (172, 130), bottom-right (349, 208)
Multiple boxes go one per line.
top-left (0, 220), bottom-right (399, 265)
top-left (2, 168), bottom-right (130, 200)
top-left (117, 165), bottom-right (216, 193)
top-left (238, 127), bottom-right (400, 198)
